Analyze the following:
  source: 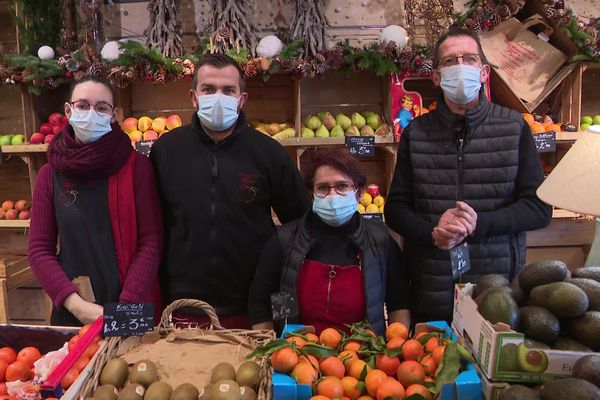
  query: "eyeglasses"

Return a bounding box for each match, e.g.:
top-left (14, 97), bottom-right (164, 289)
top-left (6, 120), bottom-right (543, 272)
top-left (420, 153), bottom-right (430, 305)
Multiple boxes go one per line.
top-left (69, 99), bottom-right (115, 116)
top-left (314, 182), bottom-right (356, 198)
top-left (437, 54), bottom-right (482, 68)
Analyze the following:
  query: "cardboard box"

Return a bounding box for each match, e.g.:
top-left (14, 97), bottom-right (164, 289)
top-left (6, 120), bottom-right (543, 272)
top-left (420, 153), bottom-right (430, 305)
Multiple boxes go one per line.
top-left (452, 284), bottom-right (595, 383)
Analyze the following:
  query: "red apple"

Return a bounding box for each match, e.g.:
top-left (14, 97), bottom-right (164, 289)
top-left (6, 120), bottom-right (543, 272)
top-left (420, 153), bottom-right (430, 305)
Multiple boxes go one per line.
top-left (0, 210), bottom-right (5, 219)
top-left (122, 117), bottom-right (139, 134)
top-left (5, 209), bottom-right (18, 220)
top-left (1, 200), bottom-right (14, 212)
top-left (49, 113), bottom-right (64, 126)
top-left (166, 114), bottom-right (182, 130)
top-left (18, 210), bottom-right (31, 220)
top-left (15, 200), bottom-right (30, 212)
top-left (60, 116), bottom-right (69, 127)
top-left (44, 134), bottom-right (55, 144)
top-left (142, 130), bottom-right (159, 141)
top-left (52, 125), bottom-right (63, 135)
top-left (30, 132), bottom-right (45, 144)
top-left (39, 122), bottom-right (54, 136)
top-left (366, 184), bottom-right (380, 198)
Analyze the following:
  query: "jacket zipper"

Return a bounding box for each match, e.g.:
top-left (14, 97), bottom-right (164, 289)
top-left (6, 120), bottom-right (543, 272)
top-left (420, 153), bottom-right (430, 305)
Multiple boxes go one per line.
top-left (457, 134), bottom-right (465, 200)
top-left (210, 151), bottom-right (218, 274)
top-left (326, 265), bottom-right (337, 313)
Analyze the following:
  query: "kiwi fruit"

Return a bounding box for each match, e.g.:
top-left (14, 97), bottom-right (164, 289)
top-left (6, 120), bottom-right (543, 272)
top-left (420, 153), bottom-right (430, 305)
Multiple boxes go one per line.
top-left (235, 361), bottom-right (261, 388)
top-left (129, 360), bottom-right (158, 388)
top-left (93, 385), bottom-right (118, 400)
top-left (145, 382), bottom-right (173, 400)
top-left (240, 387), bottom-right (256, 400)
top-left (209, 380), bottom-right (241, 400)
top-left (200, 384), bottom-right (213, 400)
top-left (100, 358), bottom-right (129, 389)
top-left (170, 383), bottom-right (199, 400)
top-left (210, 362), bottom-right (236, 383)
top-left (118, 384), bottom-right (145, 400)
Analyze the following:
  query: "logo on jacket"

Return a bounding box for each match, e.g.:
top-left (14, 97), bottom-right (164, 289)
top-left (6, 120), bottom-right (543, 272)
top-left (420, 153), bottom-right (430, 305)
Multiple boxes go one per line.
top-left (59, 180), bottom-right (79, 207)
top-left (239, 173), bottom-right (259, 203)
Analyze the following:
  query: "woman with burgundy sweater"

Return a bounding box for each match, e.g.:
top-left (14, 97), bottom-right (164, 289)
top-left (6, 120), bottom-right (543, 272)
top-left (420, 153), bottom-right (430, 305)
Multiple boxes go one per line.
top-left (248, 149), bottom-right (411, 335)
top-left (28, 77), bottom-right (162, 326)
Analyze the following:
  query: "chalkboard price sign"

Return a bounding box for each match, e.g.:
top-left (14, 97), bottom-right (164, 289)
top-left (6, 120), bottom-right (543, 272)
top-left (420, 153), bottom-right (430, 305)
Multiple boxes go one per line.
top-left (135, 140), bottom-right (156, 157)
top-left (270, 291), bottom-right (298, 321)
top-left (361, 213), bottom-right (384, 222)
top-left (103, 303), bottom-right (154, 337)
top-left (345, 136), bottom-right (375, 157)
top-left (534, 132), bottom-right (556, 153)
top-left (450, 242), bottom-right (471, 280)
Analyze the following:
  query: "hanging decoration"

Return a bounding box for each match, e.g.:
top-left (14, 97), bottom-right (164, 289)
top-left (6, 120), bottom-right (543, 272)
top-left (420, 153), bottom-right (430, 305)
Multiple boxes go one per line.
top-left (208, 0), bottom-right (258, 56)
top-left (379, 25), bottom-right (409, 47)
top-left (453, 0), bottom-right (525, 31)
top-left (14, 0), bottom-right (62, 55)
top-left (37, 46), bottom-right (55, 60)
top-left (145, 0), bottom-right (184, 58)
top-left (288, 0), bottom-right (328, 59)
top-left (58, 0), bottom-right (78, 54)
top-left (405, 0), bottom-right (454, 49)
top-left (77, 0), bottom-right (104, 50)
top-left (256, 35), bottom-right (284, 58)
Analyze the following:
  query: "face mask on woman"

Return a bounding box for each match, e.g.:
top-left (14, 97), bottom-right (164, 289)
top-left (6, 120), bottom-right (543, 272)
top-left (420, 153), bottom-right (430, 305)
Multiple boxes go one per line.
top-left (312, 192), bottom-right (358, 227)
top-left (440, 64), bottom-right (482, 105)
top-left (68, 106), bottom-right (112, 144)
top-left (196, 93), bottom-right (240, 131)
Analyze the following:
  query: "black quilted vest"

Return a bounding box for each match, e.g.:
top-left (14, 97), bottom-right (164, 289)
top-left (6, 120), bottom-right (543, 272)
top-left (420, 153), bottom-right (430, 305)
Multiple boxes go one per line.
top-left (277, 213), bottom-right (390, 335)
top-left (405, 98), bottom-right (526, 317)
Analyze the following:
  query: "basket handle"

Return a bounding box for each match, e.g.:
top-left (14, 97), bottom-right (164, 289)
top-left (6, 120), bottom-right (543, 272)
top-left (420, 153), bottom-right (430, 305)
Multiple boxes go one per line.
top-left (159, 299), bottom-right (225, 330)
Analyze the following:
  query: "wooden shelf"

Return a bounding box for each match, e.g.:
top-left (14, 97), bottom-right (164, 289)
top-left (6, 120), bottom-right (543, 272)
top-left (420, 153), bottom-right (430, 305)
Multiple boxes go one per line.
top-left (555, 132), bottom-right (580, 142)
top-left (0, 220), bottom-right (30, 228)
top-left (1, 144), bottom-right (48, 154)
top-left (279, 135), bottom-right (395, 147)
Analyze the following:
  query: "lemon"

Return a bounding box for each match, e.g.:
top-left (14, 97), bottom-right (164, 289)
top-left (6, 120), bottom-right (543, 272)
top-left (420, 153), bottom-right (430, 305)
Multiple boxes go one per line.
top-left (379, 204), bottom-right (384, 213)
top-left (373, 195), bottom-right (385, 207)
top-left (361, 192), bottom-right (373, 207)
top-left (358, 203), bottom-right (366, 213)
top-left (366, 204), bottom-right (379, 213)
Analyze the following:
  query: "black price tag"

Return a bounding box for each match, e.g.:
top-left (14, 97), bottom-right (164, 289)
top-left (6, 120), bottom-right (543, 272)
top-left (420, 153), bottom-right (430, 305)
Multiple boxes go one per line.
top-left (361, 213), bottom-right (384, 222)
top-left (450, 242), bottom-right (471, 280)
top-left (270, 291), bottom-right (298, 321)
top-left (103, 303), bottom-right (154, 337)
top-left (534, 132), bottom-right (556, 153)
top-left (345, 136), bottom-right (375, 157)
top-left (135, 140), bottom-right (156, 157)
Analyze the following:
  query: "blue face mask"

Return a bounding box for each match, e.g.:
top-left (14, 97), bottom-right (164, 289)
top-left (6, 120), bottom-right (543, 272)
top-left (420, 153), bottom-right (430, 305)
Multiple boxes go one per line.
top-left (196, 93), bottom-right (240, 132)
top-left (440, 64), bottom-right (482, 105)
top-left (68, 106), bottom-right (112, 144)
top-left (312, 192), bottom-right (358, 227)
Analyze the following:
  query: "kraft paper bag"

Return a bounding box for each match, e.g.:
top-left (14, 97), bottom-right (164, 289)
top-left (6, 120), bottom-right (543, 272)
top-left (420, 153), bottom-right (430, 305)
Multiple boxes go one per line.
top-left (480, 15), bottom-right (567, 103)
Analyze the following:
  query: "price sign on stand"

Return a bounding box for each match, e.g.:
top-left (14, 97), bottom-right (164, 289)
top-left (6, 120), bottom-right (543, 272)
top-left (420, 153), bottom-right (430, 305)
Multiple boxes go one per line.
top-left (270, 291), bottom-right (298, 321)
top-left (103, 303), bottom-right (154, 337)
top-left (135, 140), bottom-right (156, 157)
top-left (450, 242), bottom-right (471, 280)
top-left (345, 136), bottom-right (375, 157)
top-left (534, 132), bottom-right (556, 153)
top-left (361, 213), bottom-right (384, 222)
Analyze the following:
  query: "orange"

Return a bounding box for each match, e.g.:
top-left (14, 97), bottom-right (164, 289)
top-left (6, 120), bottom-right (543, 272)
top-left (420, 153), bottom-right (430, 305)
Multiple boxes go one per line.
top-left (319, 328), bottom-right (343, 349)
top-left (421, 354), bottom-right (437, 376)
top-left (320, 356), bottom-right (345, 378)
top-left (68, 335), bottom-right (80, 353)
top-left (376, 377), bottom-right (405, 400)
top-left (315, 376), bottom-right (344, 399)
top-left (357, 396), bottom-right (375, 400)
top-left (397, 360), bottom-right (425, 387)
top-left (432, 345), bottom-right (446, 365)
top-left (413, 331), bottom-right (429, 339)
top-left (291, 362), bottom-right (318, 385)
top-left (424, 376), bottom-right (435, 384)
top-left (522, 113), bottom-right (535, 126)
top-left (386, 322), bottom-right (409, 341)
top-left (78, 323), bottom-right (93, 337)
top-left (365, 369), bottom-right (388, 396)
top-left (5, 360), bottom-right (31, 382)
top-left (0, 360), bottom-right (7, 381)
top-left (305, 332), bottom-right (319, 342)
top-left (405, 383), bottom-right (432, 399)
top-left (60, 367), bottom-right (79, 390)
top-left (424, 337), bottom-right (442, 354)
top-left (310, 396), bottom-right (330, 400)
top-left (271, 347), bottom-right (298, 373)
top-left (341, 376), bottom-right (363, 400)
top-left (401, 339), bottom-right (424, 361)
top-left (375, 353), bottom-right (400, 376)
top-left (286, 336), bottom-right (307, 349)
top-left (343, 340), bottom-right (362, 352)
top-left (530, 122), bottom-right (545, 134)
top-left (338, 350), bottom-right (359, 367)
top-left (347, 359), bottom-right (371, 380)
top-left (16, 347), bottom-right (41, 367)
top-left (84, 342), bottom-right (99, 359)
top-left (74, 356), bottom-right (90, 372)
top-left (386, 337), bottom-right (405, 350)
top-left (299, 355), bottom-right (319, 369)
top-left (0, 348), bottom-right (17, 364)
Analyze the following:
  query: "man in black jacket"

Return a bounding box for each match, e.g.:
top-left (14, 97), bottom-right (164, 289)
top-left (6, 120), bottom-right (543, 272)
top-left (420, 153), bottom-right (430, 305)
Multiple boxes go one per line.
top-left (384, 28), bottom-right (552, 324)
top-left (151, 54), bottom-right (309, 327)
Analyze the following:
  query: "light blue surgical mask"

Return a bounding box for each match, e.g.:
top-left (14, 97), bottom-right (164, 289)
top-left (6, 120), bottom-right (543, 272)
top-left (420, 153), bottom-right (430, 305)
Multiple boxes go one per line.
top-left (68, 106), bottom-right (112, 144)
top-left (312, 192), bottom-right (358, 227)
top-left (196, 93), bottom-right (240, 132)
top-left (440, 64), bottom-right (482, 105)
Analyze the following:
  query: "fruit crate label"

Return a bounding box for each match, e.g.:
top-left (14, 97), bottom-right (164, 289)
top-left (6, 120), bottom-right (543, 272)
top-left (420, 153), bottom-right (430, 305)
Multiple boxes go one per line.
top-left (270, 291), bottom-right (298, 321)
top-left (135, 140), bottom-right (156, 157)
top-left (103, 303), bottom-right (154, 336)
top-left (345, 136), bottom-right (375, 157)
top-left (534, 132), bottom-right (556, 153)
top-left (450, 242), bottom-right (470, 280)
top-left (361, 213), bottom-right (384, 222)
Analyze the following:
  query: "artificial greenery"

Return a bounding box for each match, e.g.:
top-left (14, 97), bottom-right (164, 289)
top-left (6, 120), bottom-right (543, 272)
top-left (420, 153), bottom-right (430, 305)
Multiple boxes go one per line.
top-left (114, 40), bottom-right (179, 74)
top-left (563, 16), bottom-right (599, 62)
top-left (341, 42), bottom-right (399, 77)
top-left (13, 0), bottom-right (62, 55)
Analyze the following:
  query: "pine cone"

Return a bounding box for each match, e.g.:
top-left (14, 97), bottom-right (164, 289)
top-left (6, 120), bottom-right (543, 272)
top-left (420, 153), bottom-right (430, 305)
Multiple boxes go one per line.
top-left (46, 77), bottom-right (59, 89)
top-left (311, 59), bottom-right (328, 76)
top-left (418, 59), bottom-right (433, 76)
top-left (109, 66), bottom-right (135, 88)
top-left (397, 47), bottom-right (414, 70)
top-left (244, 61), bottom-right (258, 78)
top-left (88, 63), bottom-right (107, 77)
top-left (489, 13), bottom-right (501, 28)
top-left (0, 65), bottom-right (13, 82)
top-left (543, 4), bottom-right (556, 19)
top-left (505, 0), bottom-right (522, 14)
top-left (464, 18), bottom-right (481, 31)
top-left (298, 61), bottom-right (315, 78)
top-left (153, 68), bottom-right (167, 84)
top-left (57, 55), bottom-right (71, 67)
top-left (324, 48), bottom-right (344, 70)
top-left (482, 4), bottom-right (495, 16)
top-left (74, 70), bottom-right (86, 81)
top-left (498, 4), bottom-right (512, 20)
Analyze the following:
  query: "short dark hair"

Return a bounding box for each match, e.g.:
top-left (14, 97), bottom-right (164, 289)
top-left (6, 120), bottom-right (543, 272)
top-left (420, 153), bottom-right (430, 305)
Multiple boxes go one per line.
top-left (69, 76), bottom-right (116, 104)
top-left (433, 28), bottom-right (488, 68)
top-left (303, 148), bottom-right (367, 192)
top-left (192, 53), bottom-right (246, 92)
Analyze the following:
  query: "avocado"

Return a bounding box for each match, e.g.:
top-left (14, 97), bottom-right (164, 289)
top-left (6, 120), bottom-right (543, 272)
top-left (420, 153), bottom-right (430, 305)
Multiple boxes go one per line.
top-left (118, 384), bottom-right (145, 400)
top-left (211, 362), bottom-right (236, 384)
top-left (100, 358), bottom-right (129, 389)
top-left (573, 355), bottom-right (600, 387)
top-left (473, 274), bottom-right (510, 298)
top-left (573, 267), bottom-right (600, 282)
top-left (523, 339), bottom-right (551, 350)
top-left (519, 306), bottom-right (560, 344)
top-left (93, 385), bottom-right (118, 400)
top-left (519, 260), bottom-right (568, 292)
top-left (145, 382), bottom-right (172, 400)
top-left (517, 343), bottom-right (548, 373)
top-left (235, 361), bottom-right (261, 388)
top-left (171, 383), bottom-right (199, 400)
top-left (567, 278), bottom-right (600, 311)
top-left (530, 282), bottom-right (589, 318)
top-left (539, 378), bottom-right (600, 400)
top-left (552, 337), bottom-right (593, 352)
top-left (129, 360), bottom-right (158, 388)
top-left (498, 384), bottom-right (540, 400)
top-left (570, 311), bottom-right (600, 351)
top-left (510, 275), bottom-right (526, 305)
top-left (478, 287), bottom-right (519, 329)
top-left (498, 343), bottom-right (520, 372)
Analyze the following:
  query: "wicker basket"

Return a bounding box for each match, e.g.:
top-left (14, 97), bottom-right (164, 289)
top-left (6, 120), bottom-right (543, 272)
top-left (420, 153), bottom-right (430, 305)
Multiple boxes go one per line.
top-left (77, 299), bottom-right (275, 400)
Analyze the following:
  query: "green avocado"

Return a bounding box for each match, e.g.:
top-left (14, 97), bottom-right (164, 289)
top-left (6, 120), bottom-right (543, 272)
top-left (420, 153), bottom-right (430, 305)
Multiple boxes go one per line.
top-left (518, 260), bottom-right (568, 292)
top-left (478, 287), bottom-right (520, 329)
top-left (473, 274), bottom-right (510, 298)
top-left (570, 311), bottom-right (600, 351)
top-left (573, 355), bottom-right (600, 387)
top-left (552, 337), bottom-right (593, 352)
top-left (567, 278), bottom-right (600, 311)
top-left (539, 378), bottom-right (600, 400)
top-left (517, 343), bottom-right (548, 373)
top-left (573, 267), bottom-right (600, 282)
top-left (519, 306), bottom-right (560, 344)
top-left (497, 384), bottom-right (539, 400)
top-left (530, 282), bottom-right (589, 318)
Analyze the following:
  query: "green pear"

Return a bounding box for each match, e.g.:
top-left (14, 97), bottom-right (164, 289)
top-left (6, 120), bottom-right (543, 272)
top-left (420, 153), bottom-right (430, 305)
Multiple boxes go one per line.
top-left (322, 113), bottom-right (336, 130)
top-left (345, 126), bottom-right (360, 136)
top-left (374, 123), bottom-right (390, 136)
top-left (315, 125), bottom-right (330, 138)
top-left (335, 114), bottom-right (351, 130)
top-left (304, 115), bottom-right (322, 130)
top-left (0, 135), bottom-right (13, 145)
top-left (11, 134), bottom-right (25, 145)
top-left (301, 127), bottom-right (315, 138)
top-left (360, 125), bottom-right (375, 136)
top-left (330, 125), bottom-right (344, 138)
top-left (351, 113), bottom-right (366, 129)
top-left (317, 111), bottom-right (329, 121)
top-left (581, 115), bottom-right (593, 125)
top-left (362, 111), bottom-right (376, 120)
top-left (367, 114), bottom-right (382, 130)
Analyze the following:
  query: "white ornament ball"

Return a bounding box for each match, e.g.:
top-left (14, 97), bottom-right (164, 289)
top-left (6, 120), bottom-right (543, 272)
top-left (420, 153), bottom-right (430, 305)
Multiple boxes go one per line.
top-left (379, 25), bottom-right (408, 47)
top-left (37, 46), bottom-right (55, 60)
top-left (101, 41), bottom-right (121, 61)
top-left (256, 35), bottom-right (284, 58)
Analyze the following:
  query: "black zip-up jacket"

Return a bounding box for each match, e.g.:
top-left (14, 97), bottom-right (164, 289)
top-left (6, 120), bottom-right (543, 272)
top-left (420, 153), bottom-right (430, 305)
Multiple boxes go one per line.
top-left (150, 112), bottom-right (309, 315)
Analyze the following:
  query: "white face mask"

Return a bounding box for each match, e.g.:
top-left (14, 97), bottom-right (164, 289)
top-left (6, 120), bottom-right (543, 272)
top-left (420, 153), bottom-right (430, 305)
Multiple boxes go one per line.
top-left (196, 93), bottom-right (240, 132)
top-left (440, 64), bottom-right (482, 105)
top-left (68, 106), bottom-right (112, 143)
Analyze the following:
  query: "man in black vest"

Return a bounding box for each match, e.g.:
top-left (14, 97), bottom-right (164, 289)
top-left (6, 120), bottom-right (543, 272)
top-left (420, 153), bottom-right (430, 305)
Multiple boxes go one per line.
top-left (384, 28), bottom-right (552, 324)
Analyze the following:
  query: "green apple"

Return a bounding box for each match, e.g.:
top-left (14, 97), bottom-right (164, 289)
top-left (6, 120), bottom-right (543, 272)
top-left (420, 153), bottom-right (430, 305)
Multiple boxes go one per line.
top-left (593, 115), bottom-right (600, 125)
top-left (11, 134), bottom-right (25, 145)
top-left (0, 135), bottom-right (12, 145)
top-left (580, 123), bottom-right (591, 131)
top-left (581, 115), bottom-right (593, 125)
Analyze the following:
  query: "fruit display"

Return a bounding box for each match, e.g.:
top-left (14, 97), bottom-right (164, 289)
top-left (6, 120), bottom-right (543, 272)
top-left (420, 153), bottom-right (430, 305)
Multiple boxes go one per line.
top-left (29, 113), bottom-right (69, 144)
top-left (301, 111), bottom-right (389, 138)
top-left (0, 134), bottom-right (26, 146)
top-left (249, 120), bottom-right (296, 141)
top-left (580, 115), bottom-right (600, 131)
top-left (248, 321), bottom-right (474, 400)
top-left (359, 184), bottom-right (385, 214)
top-left (521, 113), bottom-right (564, 135)
top-left (0, 199), bottom-right (31, 221)
top-left (121, 115), bottom-right (182, 142)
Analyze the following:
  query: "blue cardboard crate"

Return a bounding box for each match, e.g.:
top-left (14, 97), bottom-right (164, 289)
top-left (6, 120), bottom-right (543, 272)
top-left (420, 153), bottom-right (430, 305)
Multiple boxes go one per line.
top-left (271, 322), bottom-right (481, 400)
